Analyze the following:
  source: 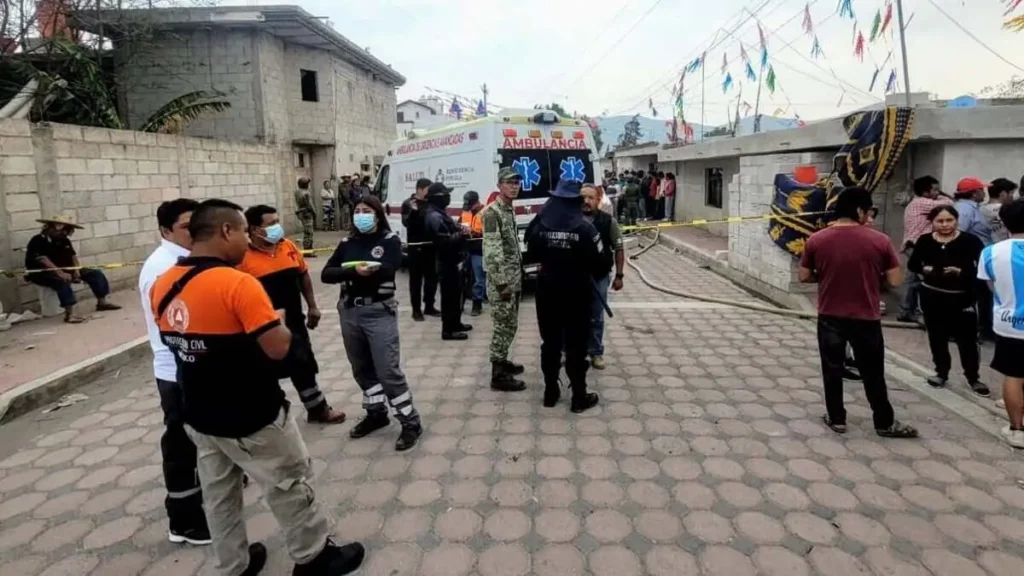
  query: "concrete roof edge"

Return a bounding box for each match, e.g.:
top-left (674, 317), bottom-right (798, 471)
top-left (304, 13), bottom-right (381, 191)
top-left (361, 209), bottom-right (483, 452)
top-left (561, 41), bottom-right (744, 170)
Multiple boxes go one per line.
top-left (70, 5), bottom-right (406, 87)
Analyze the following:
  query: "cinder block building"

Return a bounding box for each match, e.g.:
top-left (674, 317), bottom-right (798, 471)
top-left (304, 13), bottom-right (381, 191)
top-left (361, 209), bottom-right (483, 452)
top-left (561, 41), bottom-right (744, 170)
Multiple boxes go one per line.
top-left (75, 4), bottom-right (405, 189)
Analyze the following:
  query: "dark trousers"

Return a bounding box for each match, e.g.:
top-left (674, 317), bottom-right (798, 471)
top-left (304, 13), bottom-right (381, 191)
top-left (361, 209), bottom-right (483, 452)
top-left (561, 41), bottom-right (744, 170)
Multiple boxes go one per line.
top-left (976, 280), bottom-right (995, 338)
top-left (408, 247), bottom-right (437, 313)
top-left (920, 288), bottom-right (980, 381)
top-left (27, 268), bottom-right (109, 308)
top-left (438, 259), bottom-right (463, 333)
top-left (817, 315), bottom-right (895, 430)
top-left (538, 284), bottom-right (592, 394)
top-left (282, 325), bottom-right (327, 414)
top-left (156, 378), bottom-right (205, 532)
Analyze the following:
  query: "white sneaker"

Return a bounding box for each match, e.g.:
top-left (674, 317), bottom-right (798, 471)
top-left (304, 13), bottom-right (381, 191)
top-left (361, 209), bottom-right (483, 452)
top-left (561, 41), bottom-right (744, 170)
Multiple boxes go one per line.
top-left (997, 398), bottom-right (1006, 409)
top-left (1001, 426), bottom-right (1024, 449)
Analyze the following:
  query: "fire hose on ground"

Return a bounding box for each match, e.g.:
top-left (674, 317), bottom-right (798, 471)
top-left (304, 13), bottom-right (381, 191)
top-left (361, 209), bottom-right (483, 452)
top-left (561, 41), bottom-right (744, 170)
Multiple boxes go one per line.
top-left (624, 228), bottom-right (924, 331)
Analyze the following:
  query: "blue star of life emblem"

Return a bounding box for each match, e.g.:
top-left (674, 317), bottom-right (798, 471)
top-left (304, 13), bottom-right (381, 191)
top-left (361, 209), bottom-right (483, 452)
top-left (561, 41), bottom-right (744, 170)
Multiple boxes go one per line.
top-left (512, 157), bottom-right (542, 191)
top-left (559, 157), bottom-right (586, 183)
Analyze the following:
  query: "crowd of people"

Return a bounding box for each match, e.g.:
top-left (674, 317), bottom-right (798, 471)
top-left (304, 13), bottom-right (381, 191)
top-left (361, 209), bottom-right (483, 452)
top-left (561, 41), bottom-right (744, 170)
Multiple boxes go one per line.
top-left (600, 169), bottom-right (677, 224)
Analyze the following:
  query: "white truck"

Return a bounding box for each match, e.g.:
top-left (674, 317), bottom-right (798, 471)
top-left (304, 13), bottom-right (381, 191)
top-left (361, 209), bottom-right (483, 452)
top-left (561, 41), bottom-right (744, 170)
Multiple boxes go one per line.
top-left (370, 108), bottom-right (599, 273)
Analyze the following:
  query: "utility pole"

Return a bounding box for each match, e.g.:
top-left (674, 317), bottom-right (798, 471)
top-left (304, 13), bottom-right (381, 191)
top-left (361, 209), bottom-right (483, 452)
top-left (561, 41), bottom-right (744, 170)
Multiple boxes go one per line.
top-left (700, 62), bottom-right (705, 142)
top-left (895, 0), bottom-right (912, 107)
top-left (480, 83), bottom-right (488, 114)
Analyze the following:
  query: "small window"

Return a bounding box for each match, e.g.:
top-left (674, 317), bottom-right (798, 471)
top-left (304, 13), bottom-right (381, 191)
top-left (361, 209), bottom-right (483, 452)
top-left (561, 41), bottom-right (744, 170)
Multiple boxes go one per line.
top-left (360, 162), bottom-right (370, 173)
top-left (705, 168), bottom-right (723, 208)
top-left (300, 69), bottom-right (319, 102)
top-left (296, 153), bottom-right (306, 168)
top-left (397, 111), bottom-right (405, 123)
top-left (415, 111), bottom-right (420, 119)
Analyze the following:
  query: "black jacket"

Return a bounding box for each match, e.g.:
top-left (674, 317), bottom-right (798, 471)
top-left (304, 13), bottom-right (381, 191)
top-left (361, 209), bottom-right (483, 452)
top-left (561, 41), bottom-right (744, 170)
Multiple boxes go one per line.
top-left (589, 210), bottom-right (616, 277)
top-left (525, 199), bottom-right (603, 291)
top-left (321, 230), bottom-right (402, 301)
top-left (401, 196), bottom-right (427, 244)
top-left (424, 204), bottom-right (464, 263)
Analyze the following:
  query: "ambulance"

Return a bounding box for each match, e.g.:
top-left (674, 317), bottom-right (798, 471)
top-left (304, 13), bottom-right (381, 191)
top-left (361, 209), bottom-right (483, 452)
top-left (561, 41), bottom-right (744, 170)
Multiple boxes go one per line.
top-left (370, 108), bottom-right (599, 275)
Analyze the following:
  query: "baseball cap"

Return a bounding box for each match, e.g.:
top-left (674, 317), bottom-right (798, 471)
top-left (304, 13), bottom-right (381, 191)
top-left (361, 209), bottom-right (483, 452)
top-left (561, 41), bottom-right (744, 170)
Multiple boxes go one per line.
top-left (498, 167), bottom-right (522, 183)
top-left (463, 190), bottom-right (480, 204)
top-left (415, 177), bottom-right (432, 190)
top-left (956, 177), bottom-right (987, 194)
top-left (427, 182), bottom-right (452, 197)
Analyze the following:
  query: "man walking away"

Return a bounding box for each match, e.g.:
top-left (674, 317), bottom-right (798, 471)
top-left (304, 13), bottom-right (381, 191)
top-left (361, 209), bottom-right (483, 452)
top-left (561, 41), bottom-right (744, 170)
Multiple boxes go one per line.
top-left (402, 178), bottom-right (440, 321)
top-left (151, 199), bottom-right (364, 575)
top-left (978, 199), bottom-right (1024, 448)
top-left (798, 186), bottom-right (918, 439)
top-left (983, 178), bottom-right (1018, 245)
top-left (526, 179), bottom-right (603, 413)
top-left (483, 168), bottom-right (526, 391)
top-left (620, 176), bottom-right (642, 226)
top-left (138, 199), bottom-right (210, 546)
top-left (460, 191), bottom-right (487, 316)
top-left (637, 171), bottom-right (649, 220)
top-left (294, 177), bottom-right (316, 255)
top-left (956, 177), bottom-right (996, 339)
top-left (898, 176), bottom-right (951, 322)
top-left (239, 205), bottom-right (346, 425)
top-left (581, 183), bottom-right (625, 370)
top-left (424, 182), bottom-right (472, 340)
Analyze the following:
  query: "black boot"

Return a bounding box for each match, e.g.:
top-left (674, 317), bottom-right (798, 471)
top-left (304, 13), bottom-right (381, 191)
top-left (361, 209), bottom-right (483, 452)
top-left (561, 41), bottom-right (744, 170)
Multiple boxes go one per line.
top-left (500, 359), bottom-right (525, 375)
top-left (349, 413), bottom-right (390, 439)
top-left (491, 361), bottom-right (526, 392)
top-left (543, 380), bottom-right (561, 408)
top-left (471, 301), bottom-right (483, 316)
top-left (570, 380), bottom-right (599, 413)
top-left (293, 540), bottom-right (365, 576)
top-left (396, 423), bottom-right (423, 451)
top-left (241, 543), bottom-right (268, 576)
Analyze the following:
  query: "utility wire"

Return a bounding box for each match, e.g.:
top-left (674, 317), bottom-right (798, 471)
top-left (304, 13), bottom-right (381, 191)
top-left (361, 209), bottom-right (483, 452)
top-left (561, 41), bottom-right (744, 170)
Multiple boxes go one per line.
top-left (543, 0), bottom-right (635, 97)
top-left (924, 0), bottom-right (1024, 73)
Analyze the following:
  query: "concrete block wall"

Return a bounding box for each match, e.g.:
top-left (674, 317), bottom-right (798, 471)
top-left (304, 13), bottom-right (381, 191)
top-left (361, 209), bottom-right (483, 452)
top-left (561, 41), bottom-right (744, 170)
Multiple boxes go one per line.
top-left (116, 29), bottom-right (261, 141)
top-left (283, 43), bottom-right (337, 145)
top-left (333, 56), bottom-right (398, 174)
top-left (0, 119), bottom-right (287, 312)
top-left (727, 151), bottom-right (833, 292)
top-left (258, 32), bottom-right (290, 144)
top-left (673, 157), bottom-right (739, 236)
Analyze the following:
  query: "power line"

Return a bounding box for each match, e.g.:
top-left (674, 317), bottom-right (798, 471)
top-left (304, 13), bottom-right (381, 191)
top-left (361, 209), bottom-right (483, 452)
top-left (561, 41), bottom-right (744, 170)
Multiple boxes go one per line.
top-left (924, 0), bottom-right (1024, 74)
top-left (551, 0), bottom-right (670, 98)
top-left (541, 0), bottom-right (635, 97)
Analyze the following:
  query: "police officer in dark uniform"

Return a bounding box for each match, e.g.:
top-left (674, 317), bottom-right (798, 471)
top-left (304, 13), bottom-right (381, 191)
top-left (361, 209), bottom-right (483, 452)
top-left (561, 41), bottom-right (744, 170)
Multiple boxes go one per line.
top-left (423, 182), bottom-right (472, 340)
top-left (401, 178), bottom-right (439, 321)
top-left (322, 195), bottom-right (423, 451)
top-left (525, 179), bottom-right (603, 413)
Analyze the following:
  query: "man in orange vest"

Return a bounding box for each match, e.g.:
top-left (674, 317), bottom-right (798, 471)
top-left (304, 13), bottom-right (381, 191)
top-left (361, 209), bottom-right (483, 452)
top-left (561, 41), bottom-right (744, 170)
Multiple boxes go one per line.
top-left (460, 191), bottom-right (487, 315)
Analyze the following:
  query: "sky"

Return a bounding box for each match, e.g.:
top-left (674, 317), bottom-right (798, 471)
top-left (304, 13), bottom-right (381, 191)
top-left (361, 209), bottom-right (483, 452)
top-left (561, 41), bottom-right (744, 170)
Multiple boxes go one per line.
top-left (221, 0), bottom-right (1024, 125)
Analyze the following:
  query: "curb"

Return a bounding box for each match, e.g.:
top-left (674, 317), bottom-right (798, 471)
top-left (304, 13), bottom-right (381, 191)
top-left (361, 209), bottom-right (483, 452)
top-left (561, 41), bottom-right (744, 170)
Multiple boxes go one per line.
top-left (0, 336), bottom-right (149, 423)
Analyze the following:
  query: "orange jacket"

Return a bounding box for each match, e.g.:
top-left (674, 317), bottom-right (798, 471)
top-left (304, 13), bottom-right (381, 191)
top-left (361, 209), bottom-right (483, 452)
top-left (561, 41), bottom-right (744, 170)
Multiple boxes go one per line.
top-left (460, 209), bottom-right (484, 237)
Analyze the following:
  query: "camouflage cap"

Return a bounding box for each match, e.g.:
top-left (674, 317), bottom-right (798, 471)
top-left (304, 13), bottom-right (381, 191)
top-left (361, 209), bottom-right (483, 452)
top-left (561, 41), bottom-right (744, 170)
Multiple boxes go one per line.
top-left (497, 167), bottom-right (522, 183)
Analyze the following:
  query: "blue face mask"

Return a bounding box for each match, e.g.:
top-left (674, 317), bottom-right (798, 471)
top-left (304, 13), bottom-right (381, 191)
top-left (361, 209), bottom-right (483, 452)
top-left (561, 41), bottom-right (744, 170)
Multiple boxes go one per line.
top-left (264, 223), bottom-right (285, 243)
top-left (354, 213), bottom-right (376, 233)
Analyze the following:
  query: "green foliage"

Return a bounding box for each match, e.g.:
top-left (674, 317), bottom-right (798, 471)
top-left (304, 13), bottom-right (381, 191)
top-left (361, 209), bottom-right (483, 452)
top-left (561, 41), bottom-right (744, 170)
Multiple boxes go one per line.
top-left (618, 114), bottom-right (642, 147)
top-left (140, 90), bottom-right (231, 133)
top-left (18, 38), bottom-right (122, 129)
top-left (533, 102), bottom-right (569, 117)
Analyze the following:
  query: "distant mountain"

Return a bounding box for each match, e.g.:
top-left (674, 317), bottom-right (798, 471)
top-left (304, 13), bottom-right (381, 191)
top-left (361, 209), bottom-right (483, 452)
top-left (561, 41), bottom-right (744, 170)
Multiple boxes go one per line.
top-left (596, 114), bottom-right (799, 153)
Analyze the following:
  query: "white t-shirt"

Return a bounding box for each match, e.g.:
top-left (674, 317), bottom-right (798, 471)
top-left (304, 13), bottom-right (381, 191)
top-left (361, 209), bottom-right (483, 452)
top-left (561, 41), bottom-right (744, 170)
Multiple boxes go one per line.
top-left (977, 238), bottom-right (1024, 339)
top-left (138, 239), bottom-right (189, 381)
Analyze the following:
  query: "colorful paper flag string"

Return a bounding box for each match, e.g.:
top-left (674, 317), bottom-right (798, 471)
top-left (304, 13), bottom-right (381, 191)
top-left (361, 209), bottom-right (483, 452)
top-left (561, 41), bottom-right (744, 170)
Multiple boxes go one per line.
top-left (686, 53), bottom-right (704, 73)
top-left (810, 36), bottom-right (823, 58)
top-left (773, 107), bottom-right (785, 117)
top-left (722, 73), bottom-right (734, 93)
top-left (760, 47), bottom-right (769, 69)
top-left (476, 100), bottom-right (487, 117)
top-left (886, 69), bottom-right (897, 92)
top-left (881, 3), bottom-right (893, 35)
top-left (765, 66), bottom-right (776, 94)
top-left (1006, 0), bottom-right (1023, 15)
top-left (449, 98), bottom-right (462, 119)
top-left (758, 21), bottom-right (767, 50)
top-left (869, 9), bottom-right (882, 41)
top-left (839, 0), bottom-right (855, 20)
top-left (854, 31), bottom-right (865, 60)
top-left (745, 61), bottom-right (757, 82)
top-left (869, 68), bottom-right (880, 91)
top-left (802, 3), bottom-right (814, 34)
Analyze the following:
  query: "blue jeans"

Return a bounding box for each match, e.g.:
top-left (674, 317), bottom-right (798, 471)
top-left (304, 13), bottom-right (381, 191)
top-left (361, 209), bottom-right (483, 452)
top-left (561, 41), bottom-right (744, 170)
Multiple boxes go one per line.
top-left (588, 274), bottom-right (610, 357)
top-left (28, 268), bottom-right (109, 308)
top-left (470, 254), bottom-right (486, 302)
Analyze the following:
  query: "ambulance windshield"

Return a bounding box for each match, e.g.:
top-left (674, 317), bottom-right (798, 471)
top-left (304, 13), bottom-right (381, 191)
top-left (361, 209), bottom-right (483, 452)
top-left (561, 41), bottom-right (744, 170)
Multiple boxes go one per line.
top-left (498, 149), bottom-right (594, 201)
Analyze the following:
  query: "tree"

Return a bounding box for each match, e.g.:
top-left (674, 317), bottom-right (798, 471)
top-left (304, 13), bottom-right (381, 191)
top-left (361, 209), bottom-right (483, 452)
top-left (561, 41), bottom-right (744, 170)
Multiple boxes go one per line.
top-left (978, 76), bottom-right (1024, 99)
top-left (579, 114), bottom-right (603, 154)
top-left (618, 114), bottom-right (642, 147)
top-left (534, 102), bottom-right (569, 117)
top-left (704, 125), bottom-right (731, 137)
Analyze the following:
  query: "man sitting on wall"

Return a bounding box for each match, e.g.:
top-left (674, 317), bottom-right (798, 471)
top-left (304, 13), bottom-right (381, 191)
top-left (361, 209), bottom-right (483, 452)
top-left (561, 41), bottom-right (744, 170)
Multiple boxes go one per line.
top-left (24, 216), bottom-right (122, 323)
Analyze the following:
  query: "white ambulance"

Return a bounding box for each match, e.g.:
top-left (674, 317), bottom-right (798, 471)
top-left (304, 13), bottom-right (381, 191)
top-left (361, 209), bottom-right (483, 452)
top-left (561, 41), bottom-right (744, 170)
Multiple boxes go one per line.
top-left (370, 108), bottom-right (599, 273)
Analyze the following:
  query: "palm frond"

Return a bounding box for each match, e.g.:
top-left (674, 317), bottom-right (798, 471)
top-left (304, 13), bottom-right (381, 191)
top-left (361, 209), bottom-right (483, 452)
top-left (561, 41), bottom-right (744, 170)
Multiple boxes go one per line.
top-left (1005, 15), bottom-right (1024, 31)
top-left (141, 91), bottom-right (231, 133)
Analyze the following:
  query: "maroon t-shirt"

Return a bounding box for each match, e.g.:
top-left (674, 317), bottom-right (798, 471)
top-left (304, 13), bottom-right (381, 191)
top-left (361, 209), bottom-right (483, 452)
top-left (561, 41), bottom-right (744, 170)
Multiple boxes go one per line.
top-left (799, 224), bottom-right (900, 321)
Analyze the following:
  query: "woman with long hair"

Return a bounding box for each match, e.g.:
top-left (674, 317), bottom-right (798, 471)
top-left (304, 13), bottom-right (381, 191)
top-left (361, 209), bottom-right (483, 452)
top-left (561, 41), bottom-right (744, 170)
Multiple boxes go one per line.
top-left (321, 196), bottom-right (423, 450)
top-left (908, 204), bottom-right (989, 396)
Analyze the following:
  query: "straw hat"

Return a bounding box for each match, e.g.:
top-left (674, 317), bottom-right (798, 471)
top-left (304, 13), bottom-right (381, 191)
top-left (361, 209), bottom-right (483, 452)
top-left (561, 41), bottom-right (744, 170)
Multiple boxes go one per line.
top-left (36, 215), bottom-right (84, 229)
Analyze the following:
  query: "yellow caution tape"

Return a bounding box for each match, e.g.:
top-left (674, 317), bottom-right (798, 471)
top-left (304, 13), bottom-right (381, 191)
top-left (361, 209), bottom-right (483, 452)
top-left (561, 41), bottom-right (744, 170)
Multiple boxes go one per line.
top-left (0, 210), bottom-right (829, 277)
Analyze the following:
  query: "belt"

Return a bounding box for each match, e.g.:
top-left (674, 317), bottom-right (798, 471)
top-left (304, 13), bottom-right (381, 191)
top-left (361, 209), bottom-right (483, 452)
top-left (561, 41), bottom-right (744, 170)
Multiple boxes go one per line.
top-left (345, 296), bottom-right (391, 308)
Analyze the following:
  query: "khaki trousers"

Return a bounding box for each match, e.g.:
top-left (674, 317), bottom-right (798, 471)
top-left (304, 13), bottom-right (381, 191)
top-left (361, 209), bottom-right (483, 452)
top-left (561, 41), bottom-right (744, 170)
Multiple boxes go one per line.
top-left (185, 406), bottom-right (330, 576)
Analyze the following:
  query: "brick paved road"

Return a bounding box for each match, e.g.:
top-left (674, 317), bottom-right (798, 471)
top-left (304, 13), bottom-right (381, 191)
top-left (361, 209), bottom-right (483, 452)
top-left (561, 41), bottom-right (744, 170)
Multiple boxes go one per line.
top-left (1, 246), bottom-right (1023, 575)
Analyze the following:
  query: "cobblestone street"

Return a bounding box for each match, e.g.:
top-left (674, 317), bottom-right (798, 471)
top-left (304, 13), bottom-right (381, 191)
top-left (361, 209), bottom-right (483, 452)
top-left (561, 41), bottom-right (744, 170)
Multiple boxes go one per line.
top-left (1, 246), bottom-right (1023, 576)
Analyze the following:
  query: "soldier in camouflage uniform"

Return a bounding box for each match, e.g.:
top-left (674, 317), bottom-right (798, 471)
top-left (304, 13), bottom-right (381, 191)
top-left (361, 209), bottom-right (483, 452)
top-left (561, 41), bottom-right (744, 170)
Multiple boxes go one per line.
top-left (294, 177), bottom-right (316, 252)
top-left (482, 167), bottom-right (526, 392)
top-left (620, 175), bottom-right (642, 226)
